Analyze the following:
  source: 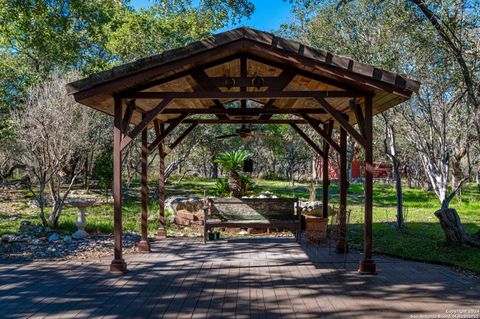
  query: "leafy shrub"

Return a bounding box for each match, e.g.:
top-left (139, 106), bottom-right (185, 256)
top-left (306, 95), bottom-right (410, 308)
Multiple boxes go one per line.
top-left (241, 175), bottom-right (256, 195)
top-left (215, 177), bottom-right (231, 197)
top-left (93, 150), bottom-right (112, 195)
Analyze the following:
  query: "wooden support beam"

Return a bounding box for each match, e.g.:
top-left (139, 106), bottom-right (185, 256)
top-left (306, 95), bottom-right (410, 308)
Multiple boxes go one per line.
top-left (209, 76), bottom-right (282, 87)
top-left (154, 121), bottom-right (167, 238)
top-left (290, 123), bottom-right (324, 158)
top-left (314, 97), bottom-right (367, 147)
top-left (170, 119), bottom-right (306, 124)
top-left (121, 90), bottom-right (365, 100)
top-left (301, 114), bottom-right (344, 156)
top-left (116, 52), bottom-right (244, 98)
top-left (121, 99), bottom-right (136, 134)
top-left (246, 54), bottom-right (370, 95)
top-left (190, 70), bottom-right (229, 120)
top-left (322, 120), bottom-right (334, 219)
top-left (167, 122), bottom-right (198, 154)
top-left (148, 114), bottom-right (188, 153)
top-left (240, 56), bottom-right (247, 108)
top-left (352, 100), bottom-right (366, 138)
top-left (359, 96), bottom-right (376, 274)
top-left (160, 108), bottom-right (326, 115)
top-left (138, 114), bottom-right (151, 252)
top-left (120, 98), bottom-right (172, 151)
top-left (259, 70), bottom-right (296, 120)
top-left (110, 97), bottom-right (127, 274)
top-left (336, 121), bottom-right (348, 253)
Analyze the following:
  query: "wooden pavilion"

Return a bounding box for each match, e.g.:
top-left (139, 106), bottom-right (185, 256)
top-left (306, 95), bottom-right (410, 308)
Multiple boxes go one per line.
top-left (66, 27), bottom-right (419, 275)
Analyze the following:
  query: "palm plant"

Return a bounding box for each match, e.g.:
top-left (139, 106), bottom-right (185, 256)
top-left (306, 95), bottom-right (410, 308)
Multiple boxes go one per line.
top-left (215, 151), bottom-right (250, 197)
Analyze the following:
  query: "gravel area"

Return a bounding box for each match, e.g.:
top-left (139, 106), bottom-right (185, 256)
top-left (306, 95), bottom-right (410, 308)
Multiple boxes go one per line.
top-left (0, 223), bottom-right (141, 261)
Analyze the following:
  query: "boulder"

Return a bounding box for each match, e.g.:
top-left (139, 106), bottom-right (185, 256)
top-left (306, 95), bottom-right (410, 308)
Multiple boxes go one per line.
top-left (168, 196), bottom-right (205, 213)
top-left (176, 210), bottom-right (195, 221)
top-left (166, 196), bottom-right (206, 227)
top-left (175, 215), bottom-right (191, 227)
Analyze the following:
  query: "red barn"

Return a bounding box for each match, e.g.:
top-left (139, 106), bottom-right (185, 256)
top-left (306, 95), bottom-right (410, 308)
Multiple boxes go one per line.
top-left (313, 151), bottom-right (391, 179)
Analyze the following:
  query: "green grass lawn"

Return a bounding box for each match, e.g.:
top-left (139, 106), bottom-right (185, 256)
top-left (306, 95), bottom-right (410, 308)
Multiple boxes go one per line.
top-left (1, 178), bottom-right (479, 273)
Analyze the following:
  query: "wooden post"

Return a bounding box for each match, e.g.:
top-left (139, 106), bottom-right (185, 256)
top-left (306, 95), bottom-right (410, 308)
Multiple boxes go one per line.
top-left (138, 117), bottom-right (151, 252)
top-left (110, 97), bottom-right (127, 274)
top-left (322, 121), bottom-right (333, 219)
top-left (359, 96), bottom-right (376, 273)
top-left (156, 122), bottom-right (167, 238)
top-left (336, 121), bottom-right (348, 253)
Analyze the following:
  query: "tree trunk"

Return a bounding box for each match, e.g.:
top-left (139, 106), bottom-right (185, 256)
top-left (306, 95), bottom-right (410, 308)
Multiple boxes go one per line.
top-left (434, 208), bottom-right (480, 248)
top-left (228, 170), bottom-right (242, 197)
top-left (392, 159), bottom-right (404, 228)
top-left (37, 183), bottom-right (48, 227)
top-left (346, 138), bottom-right (355, 182)
top-left (210, 161), bottom-right (218, 179)
top-left (383, 119), bottom-right (404, 228)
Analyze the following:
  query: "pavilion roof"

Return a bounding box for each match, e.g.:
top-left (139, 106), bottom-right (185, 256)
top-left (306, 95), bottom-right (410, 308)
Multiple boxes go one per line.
top-left (66, 27), bottom-right (419, 126)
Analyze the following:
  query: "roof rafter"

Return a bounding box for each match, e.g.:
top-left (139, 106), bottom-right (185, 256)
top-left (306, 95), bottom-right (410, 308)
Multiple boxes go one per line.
top-left (121, 91), bottom-right (366, 100)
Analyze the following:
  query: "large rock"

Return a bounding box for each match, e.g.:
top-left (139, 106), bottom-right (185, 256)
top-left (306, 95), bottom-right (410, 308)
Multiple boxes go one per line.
top-left (166, 196), bottom-right (205, 213)
top-left (176, 210), bottom-right (195, 220)
top-left (166, 196), bottom-right (206, 227)
top-left (174, 215), bottom-right (191, 226)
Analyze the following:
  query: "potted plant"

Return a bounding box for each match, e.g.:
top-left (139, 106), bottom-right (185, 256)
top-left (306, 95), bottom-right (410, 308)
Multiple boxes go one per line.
top-left (302, 206), bottom-right (330, 244)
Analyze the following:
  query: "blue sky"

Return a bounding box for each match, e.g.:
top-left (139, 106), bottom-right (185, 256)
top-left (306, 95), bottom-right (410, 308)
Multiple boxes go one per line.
top-left (130, 0), bottom-right (293, 32)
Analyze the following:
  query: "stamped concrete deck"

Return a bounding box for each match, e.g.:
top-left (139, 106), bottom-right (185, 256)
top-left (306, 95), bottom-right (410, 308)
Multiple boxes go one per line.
top-left (0, 238), bottom-right (479, 318)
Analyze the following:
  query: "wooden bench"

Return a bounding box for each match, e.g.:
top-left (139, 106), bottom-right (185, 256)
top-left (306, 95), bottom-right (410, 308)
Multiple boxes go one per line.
top-left (204, 198), bottom-right (301, 243)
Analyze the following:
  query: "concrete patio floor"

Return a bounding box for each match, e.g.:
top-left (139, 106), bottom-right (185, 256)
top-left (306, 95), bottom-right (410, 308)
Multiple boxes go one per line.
top-left (0, 237), bottom-right (479, 318)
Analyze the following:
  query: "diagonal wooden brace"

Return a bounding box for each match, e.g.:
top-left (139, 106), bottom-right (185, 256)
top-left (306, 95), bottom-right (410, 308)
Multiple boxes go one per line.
top-left (301, 114), bottom-right (344, 156)
top-left (120, 98), bottom-right (172, 151)
top-left (191, 70), bottom-right (229, 119)
top-left (121, 99), bottom-right (136, 135)
top-left (165, 122), bottom-right (198, 155)
top-left (290, 123), bottom-right (324, 158)
top-left (314, 96), bottom-right (367, 148)
top-left (148, 114), bottom-right (188, 153)
top-left (351, 100), bottom-right (366, 138)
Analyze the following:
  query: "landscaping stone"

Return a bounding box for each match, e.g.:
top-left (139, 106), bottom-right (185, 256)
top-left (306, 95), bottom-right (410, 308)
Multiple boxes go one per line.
top-left (0, 231), bottom-right (140, 261)
top-left (166, 196), bottom-right (206, 227)
top-left (243, 191), bottom-right (278, 199)
top-left (1, 234), bottom-right (13, 243)
top-left (168, 196), bottom-right (205, 213)
top-left (72, 229), bottom-right (89, 240)
top-left (48, 233), bottom-right (60, 242)
top-left (176, 210), bottom-right (195, 221)
top-left (174, 215), bottom-right (191, 226)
